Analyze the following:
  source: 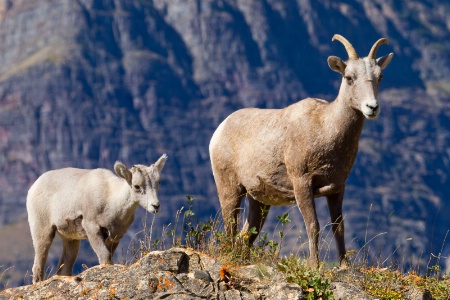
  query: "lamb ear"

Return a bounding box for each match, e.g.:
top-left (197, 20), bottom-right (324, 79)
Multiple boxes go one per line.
top-left (328, 56), bottom-right (347, 75)
top-left (114, 161), bottom-right (132, 185)
top-left (376, 52), bottom-right (394, 70)
top-left (154, 154), bottom-right (168, 172)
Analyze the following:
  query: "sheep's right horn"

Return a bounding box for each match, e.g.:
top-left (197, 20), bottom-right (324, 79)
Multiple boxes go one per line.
top-left (368, 38), bottom-right (389, 59)
top-left (332, 34), bottom-right (359, 60)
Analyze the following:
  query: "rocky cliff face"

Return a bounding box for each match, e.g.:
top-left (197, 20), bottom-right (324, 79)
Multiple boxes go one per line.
top-left (1, 0), bottom-right (450, 288)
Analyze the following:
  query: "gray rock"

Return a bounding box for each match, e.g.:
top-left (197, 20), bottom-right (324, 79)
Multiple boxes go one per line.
top-left (331, 282), bottom-right (376, 300)
top-left (266, 283), bottom-right (303, 300)
top-left (194, 270), bottom-right (214, 282)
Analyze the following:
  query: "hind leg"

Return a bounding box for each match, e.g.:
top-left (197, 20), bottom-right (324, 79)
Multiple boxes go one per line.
top-left (30, 225), bottom-right (56, 283)
top-left (327, 191), bottom-right (349, 267)
top-left (215, 176), bottom-right (246, 237)
top-left (242, 195), bottom-right (271, 244)
top-left (57, 235), bottom-right (80, 276)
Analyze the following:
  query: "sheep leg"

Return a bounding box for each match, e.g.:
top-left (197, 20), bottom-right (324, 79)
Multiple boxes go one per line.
top-left (217, 182), bottom-right (246, 237)
top-left (242, 194), bottom-right (271, 245)
top-left (326, 192), bottom-right (349, 268)
top-left (56, 236), bottom-right (80, 276)
top-left (106, 240), bottom-right (120, 257)
top-left (83, 221), bottom-right (113, 265)
top-left (294, 178), bottom-right (320, 268)
top-left (31, 225), bottom-right (56, 283)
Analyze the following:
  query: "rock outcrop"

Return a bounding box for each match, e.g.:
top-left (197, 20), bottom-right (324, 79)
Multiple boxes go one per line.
top-left (1, 248), bottom-right (385, 300)
top-left (0, 248), bottom-right (304, 299)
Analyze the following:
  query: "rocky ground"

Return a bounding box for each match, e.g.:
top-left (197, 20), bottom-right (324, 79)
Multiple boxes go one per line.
top-left (0, 248), bottom-right (391, 300)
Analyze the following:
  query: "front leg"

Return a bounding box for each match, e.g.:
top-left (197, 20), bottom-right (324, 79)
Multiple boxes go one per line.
top-left (326, 191), bottom-right (349, 268)
top-left (83, 220), bottom-right (113, 265)
top-left (293, 176), bottom-right (320, 268)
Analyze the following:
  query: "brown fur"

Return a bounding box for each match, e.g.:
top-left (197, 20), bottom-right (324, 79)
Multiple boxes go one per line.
top-left (209, 35), bottom-right (393, 267)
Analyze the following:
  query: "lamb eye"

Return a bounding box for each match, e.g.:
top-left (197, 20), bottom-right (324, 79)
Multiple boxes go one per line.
top-left (133, 185), bottom-right (141, 190)
top-left (345, 76), bottom-right (353, 84)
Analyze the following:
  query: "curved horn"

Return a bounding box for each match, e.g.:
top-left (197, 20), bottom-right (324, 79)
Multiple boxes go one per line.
top-left (332, 34), bottom-right (359, 60)
top-left (368, 38), bottom-right (389, 59)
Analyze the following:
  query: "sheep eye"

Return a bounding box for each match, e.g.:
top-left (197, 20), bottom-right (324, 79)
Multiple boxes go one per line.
top-left (345, 76), bottom-right (353, 84)
top-left (133, 185), bottom-right (141, 190)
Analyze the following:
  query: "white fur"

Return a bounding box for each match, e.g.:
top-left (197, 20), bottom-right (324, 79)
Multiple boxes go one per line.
top-left (27, 154), bottom-right (167, 283)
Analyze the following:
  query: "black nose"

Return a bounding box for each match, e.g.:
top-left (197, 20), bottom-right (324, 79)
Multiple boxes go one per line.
top-left (367, 104), bottom-right (379, 111)
top-left (152, 204), bottom-right (160, 210)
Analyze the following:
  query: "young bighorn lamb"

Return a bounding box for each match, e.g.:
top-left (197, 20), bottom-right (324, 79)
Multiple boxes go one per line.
top-left (27, 154), bottom-right (167, 283)
top-left (209, 34), bottom-right (393, 267)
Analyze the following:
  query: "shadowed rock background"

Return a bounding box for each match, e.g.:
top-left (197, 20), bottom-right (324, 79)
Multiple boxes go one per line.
top-left (1, 0), bottom-right (450, 288)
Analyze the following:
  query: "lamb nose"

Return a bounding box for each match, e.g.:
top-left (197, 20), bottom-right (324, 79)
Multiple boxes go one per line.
top-left (153, 204), bottom-right (160, 209)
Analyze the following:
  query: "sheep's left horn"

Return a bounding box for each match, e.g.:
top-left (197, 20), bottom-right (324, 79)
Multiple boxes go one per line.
top-left (332, 34), bottom-right (359, 60)
top-left (368, 38), bottom-right (389, 59)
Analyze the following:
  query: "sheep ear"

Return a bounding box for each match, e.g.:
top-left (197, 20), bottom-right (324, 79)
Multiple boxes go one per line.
top-left (154, 154), bottom-right (168, 172)
top-left (328, 56), bottom-right (346, 75)
top-left (114, 161), bottom-right (132, 185)
top-left (376, 52), bottom-right (394, 70)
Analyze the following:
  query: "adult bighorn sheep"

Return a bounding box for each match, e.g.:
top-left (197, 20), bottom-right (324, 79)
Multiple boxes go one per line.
top-left (209, 34), bottom-right (393, 267)
top-left (27, 154), bottom-right (167, 283)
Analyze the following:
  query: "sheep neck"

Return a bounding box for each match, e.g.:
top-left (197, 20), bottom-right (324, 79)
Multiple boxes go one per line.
top-left (327, 89), bottom-right (366, 143)
top-left (314, 89), bottom-right (367, 176)
top-left (109, 184), bottom-right (139, 221)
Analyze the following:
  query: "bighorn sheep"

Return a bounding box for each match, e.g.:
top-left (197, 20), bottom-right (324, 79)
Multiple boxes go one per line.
top-left (209, 35), bottom-right (393, 267)
top-left (26, 154), bottom-right (167, 283)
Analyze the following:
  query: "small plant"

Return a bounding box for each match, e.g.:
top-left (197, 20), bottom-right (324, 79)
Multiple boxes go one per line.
top-left (277, 212), bottom-right (291, 226)
top-left (360, 267), bottom-right (450, 299)
top-left (278, 254), bottom-right (333, 300)
top-left (276, 212), bottom-right (291, 254)
top-left (181, 196), bottom-right (219, 252)
top-left (361, 267), bottom-right (405, 299)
